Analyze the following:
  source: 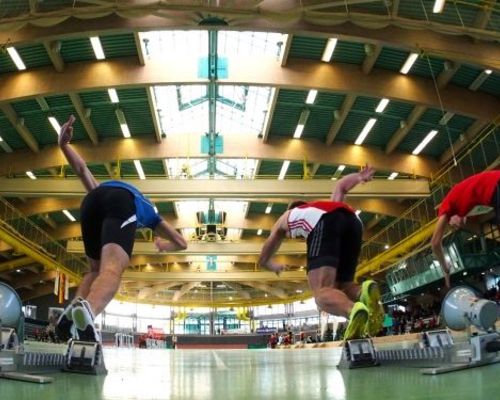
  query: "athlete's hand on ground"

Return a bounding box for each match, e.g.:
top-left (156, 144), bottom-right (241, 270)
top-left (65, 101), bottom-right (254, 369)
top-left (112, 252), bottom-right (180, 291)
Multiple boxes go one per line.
top-left (267, 263), bottom-right (287, 276)
top-left (154, 237), bottom-right (171, 252)
top-left (359, 164), bottom-right (375, 182)
top-left (59, 115), bottom-right (76, 146)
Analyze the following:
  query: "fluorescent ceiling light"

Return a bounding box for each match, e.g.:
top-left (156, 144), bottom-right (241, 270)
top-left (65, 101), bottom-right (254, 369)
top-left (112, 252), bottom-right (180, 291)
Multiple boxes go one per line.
top-left (278, 160), bottom-right (290, 180)
top-left (432, 0), bottom-right (446, 13)
top-left (0, 136), bottom-right (3, 142)
top-left (62, 209), bottom-right (76, 222)
top-left (108, 88), bottom-right (119, 103)
top-left (388, 172), bottom-right (398, 180)
top-left (293, 109), bottom-right (310, 138)
top-left (400, 53), bottom-right (419, 74)
top-left (293, 124), bottom-right (305, 139)
top-left (153, 205), bottom-right (158, 213)
top-left (354, 118), bottom-right (377, 145)
top-left (439, 111), bottom-right (454, 125)
top-left (115, 109), bottom-right (131, 138)
top-left (355, 210), bottom-right (361, 216)
top-left (257, 229), bottom-right (263, 235)
top-left (412, 129), bottom-right (438, 155)
top-left (133, 160), bottom-right (146, 180)
top-left (26, 171), bottom-right (36, 180)
top-left (321, 38), bottom-right (338, 62)
top-left (469, 70), bottom-right (492, 91)
top-left (375, 98), bottom-right (389, 113)
top-left (337, 164), bottom-right (345, 172)
top-left (7, 47), bottom-right (26, 70)
top-left (90, 36), bottom-right (105, 60)
top-left (305, 90), bottom-right (318, 104)
top-left (265, 204), bottom-right (272, 214)
top-left (48, 116), bottom-right (61, 135)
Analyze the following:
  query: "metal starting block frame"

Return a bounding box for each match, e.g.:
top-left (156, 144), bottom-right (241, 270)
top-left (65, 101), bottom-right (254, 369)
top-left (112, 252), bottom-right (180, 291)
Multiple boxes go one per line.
top-left (63, 339), bottom-right (107, 375)
top-left (339, 329), bottom-right (500, 375)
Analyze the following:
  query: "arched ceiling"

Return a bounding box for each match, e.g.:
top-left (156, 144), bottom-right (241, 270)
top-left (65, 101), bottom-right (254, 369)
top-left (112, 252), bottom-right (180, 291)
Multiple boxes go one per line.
top-left (0, 0), bottom-right (498, 307)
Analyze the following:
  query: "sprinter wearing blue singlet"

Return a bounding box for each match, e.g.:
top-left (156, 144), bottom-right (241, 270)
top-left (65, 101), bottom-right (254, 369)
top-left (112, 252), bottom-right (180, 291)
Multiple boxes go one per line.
top-left (56, 115), bottom-right (187, 342)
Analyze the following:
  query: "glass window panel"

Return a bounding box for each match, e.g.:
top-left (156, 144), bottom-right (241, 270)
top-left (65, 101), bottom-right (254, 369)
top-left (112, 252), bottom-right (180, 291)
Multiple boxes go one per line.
top-left (139, 30), bottom-right (207, 59)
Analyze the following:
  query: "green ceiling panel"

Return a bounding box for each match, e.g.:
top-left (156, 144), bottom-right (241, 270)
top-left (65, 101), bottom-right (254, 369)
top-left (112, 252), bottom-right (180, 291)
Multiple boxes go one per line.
top-left (31, 168), bottom-right (54, 177)
top-left (140, 159), bottom-right (165, 176)
top-left (302, 108), bottom-right (334, 142)
top-left (276, 89), bottom-right (306, 104)
top-left (50, 209), bottom-right (81, 224)
top-left (258, 160), bottom-right (285, 177)
top-left (349, 2), bottom-right (386, 14)
top-left (288, 36), bottom-right (326, 60)
top-left (285, 161), bottom-right (304, 178)
top-left (399, 0), bottom-right (480, 27)
top-left (119, 161), bottom-right (140, 178)
top-left (88, 164), bottom-right (110, 177)
top-left (332, 41), bottom-right (365, 65)
top-left (409, 56), bottom-right (445, 79)
top-left (374, 47), bottom-right (409, 72)
top-left (88, 105), bottom-right (122, 138)
top-left (80, 90), bottom-right (111, 106)
top-left (450, 64), bottom-right (482, 88)
top-left (156, 202), bottom-right (175, 214)
top-left (17, 43), bottom-right (52, 69)
top-left (315, 92), bottom-right (346, 109)
top-left (383, 101), bottom-right (414, 120)
top-left (0, 116), bottom-right (26, 150)
top-left (268, 103), bottom-right (302, 137)
top-left (419, 108), bottom-right (443, 126)
top-left (335, 113), bottom-right (372, 144)
top-left (446, 114), bottom-right (475, 132)
top-left (60, 37), bottom-right (95, 63)
top-left (248, 202), bottom-right (287, 215)
top-left (364, 116), bottom-right (401, 148)
top-left (314, 165), bottom-right (336, 178)
top-left (45, 94), bottom-right (73, 109)
top-left (0, 1), bottom-right (30, 18)
top-left (0, 51), bottom-right (16, 74)
top-left (120, 102), bottom-right (154, 137)
top-left (11, 99), bottom-right (41, 115)
top-left (352, 96), bottom-right (379, 115)
top-left (100, 33), bottom-right (138, 59)
top-left (480, 73), bottom-right (500, 98)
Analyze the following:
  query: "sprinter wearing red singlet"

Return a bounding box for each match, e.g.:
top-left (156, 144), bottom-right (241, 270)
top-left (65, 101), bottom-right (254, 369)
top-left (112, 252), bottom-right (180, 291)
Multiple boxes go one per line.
top-left (431, 170), bottom-right (500, 288)
top-left (259, 165), bottom-right (384, 339)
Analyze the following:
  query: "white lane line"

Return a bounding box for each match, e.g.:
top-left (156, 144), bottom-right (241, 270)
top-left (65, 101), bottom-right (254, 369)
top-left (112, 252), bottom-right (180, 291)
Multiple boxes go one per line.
top-left (211, 350), bottom-right (228, 370)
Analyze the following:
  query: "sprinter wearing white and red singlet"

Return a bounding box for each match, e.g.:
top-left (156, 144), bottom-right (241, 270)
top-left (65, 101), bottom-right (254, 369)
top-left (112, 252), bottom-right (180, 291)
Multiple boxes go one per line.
top-left (259, 165), bottom-right (384, 340)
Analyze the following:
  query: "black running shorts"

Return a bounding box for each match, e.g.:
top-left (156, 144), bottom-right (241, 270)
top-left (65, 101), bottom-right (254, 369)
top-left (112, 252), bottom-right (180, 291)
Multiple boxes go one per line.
top-left (80, 186), bottom-right (137, 260)
top-left (306, 209), bottom-right (363, 282)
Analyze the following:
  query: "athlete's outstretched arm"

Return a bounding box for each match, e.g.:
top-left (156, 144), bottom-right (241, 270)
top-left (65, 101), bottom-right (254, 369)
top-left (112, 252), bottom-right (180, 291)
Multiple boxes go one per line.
top-left (154, 220), bottom-right (188, 252)
top-left (58, 115), bottom-right (99, 192)
top-left (331, 164), bottom-right (375, 202)
top-left (258, 213), bottom-right (288, 275)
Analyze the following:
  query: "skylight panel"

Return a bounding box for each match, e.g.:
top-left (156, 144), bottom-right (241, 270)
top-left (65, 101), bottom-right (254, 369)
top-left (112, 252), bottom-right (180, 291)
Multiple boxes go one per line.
top-left (216, 159), bottom-right (258, 179)
top-left (139, 30), bottom-right (207, 60)
top-left (166, 158), bottom-right (208, 178)
top-left (218, 31), bottom-right (286, 59)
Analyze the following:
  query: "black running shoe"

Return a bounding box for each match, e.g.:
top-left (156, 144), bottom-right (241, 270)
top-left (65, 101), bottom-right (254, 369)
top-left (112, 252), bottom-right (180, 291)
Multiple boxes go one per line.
top-left (55, 297), bottom-right (81, 341)
top-left (72, 299), bottom-right (100, 342)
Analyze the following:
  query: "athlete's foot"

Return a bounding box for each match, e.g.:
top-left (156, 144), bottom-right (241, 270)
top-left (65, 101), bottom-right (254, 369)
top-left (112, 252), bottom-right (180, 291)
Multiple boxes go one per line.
top-left (71, 299), bottom-right (100, 342)
top-left (344, 302), bottom-right (369, 340)
top-left (55, 297), bottom-right (82, 341)
top-left (359, 280), bottom-right (384, 337)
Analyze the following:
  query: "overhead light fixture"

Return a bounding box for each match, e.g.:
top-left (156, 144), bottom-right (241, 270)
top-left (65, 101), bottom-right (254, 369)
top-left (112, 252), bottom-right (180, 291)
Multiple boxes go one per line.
top-left (229, 296), bottom-right (233, 300)
top-left (412, 129), bottom-right (438, 155)
top-left (439, 111), bottom-right (454, 125)
top-left (321, 38), bottom-right (338, 62)
top-left (90, 36), bottom-right (105, 60)
top-left (384, 244), bottom-right (390, 250)
top-left (293, 109), bottom-right (310, 139)
top-left (400, 52), bottom-right (419, 75)
top-left (108, 88), bottom-right (119, 103)
top-left (265, 204), bottom-right (272, 214)
top-left (375, 98), bottom-right (389, 113)
top-left (257, 229), bottom-right (263, 235)
top-left (133, 160), bottom-right (146, 180)
top-left (7, 47), bottom-right (26, 71)
top-left (153, 205), bottom-right (158, 213)
top-left (278, 160), bottom-right (290, 180)
top-left (305, 90), bottom-right (318, 104)
top-left (469, 70), bottom-right (493, 91)
top-left (337, 164), bottom-right (345, 172)
top-left (355, 210), bottom-right (361, 216)
top-left (115, 109), bottom-right (131, 138)
top-left (62, 209), bottom-right (76, 222)
top-left (0, 136), bottom-right (3, 142)
top-left (388, 172), bottom-right (398, 180)
top-left (48, 116), bottom-right (61, 135)
top-left (26, 171), bottom-right (36, 180)
top-left (354, 118), bottom-right (377, 145)
top-left (432, 0), bottom-right (446, 13)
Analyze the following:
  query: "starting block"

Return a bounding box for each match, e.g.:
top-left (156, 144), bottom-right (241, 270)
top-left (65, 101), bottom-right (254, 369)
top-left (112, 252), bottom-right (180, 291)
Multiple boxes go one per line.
top-left (63, 339), bottom-right (107, 375)
top-left (338, 339), bottom-right (379, 369)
